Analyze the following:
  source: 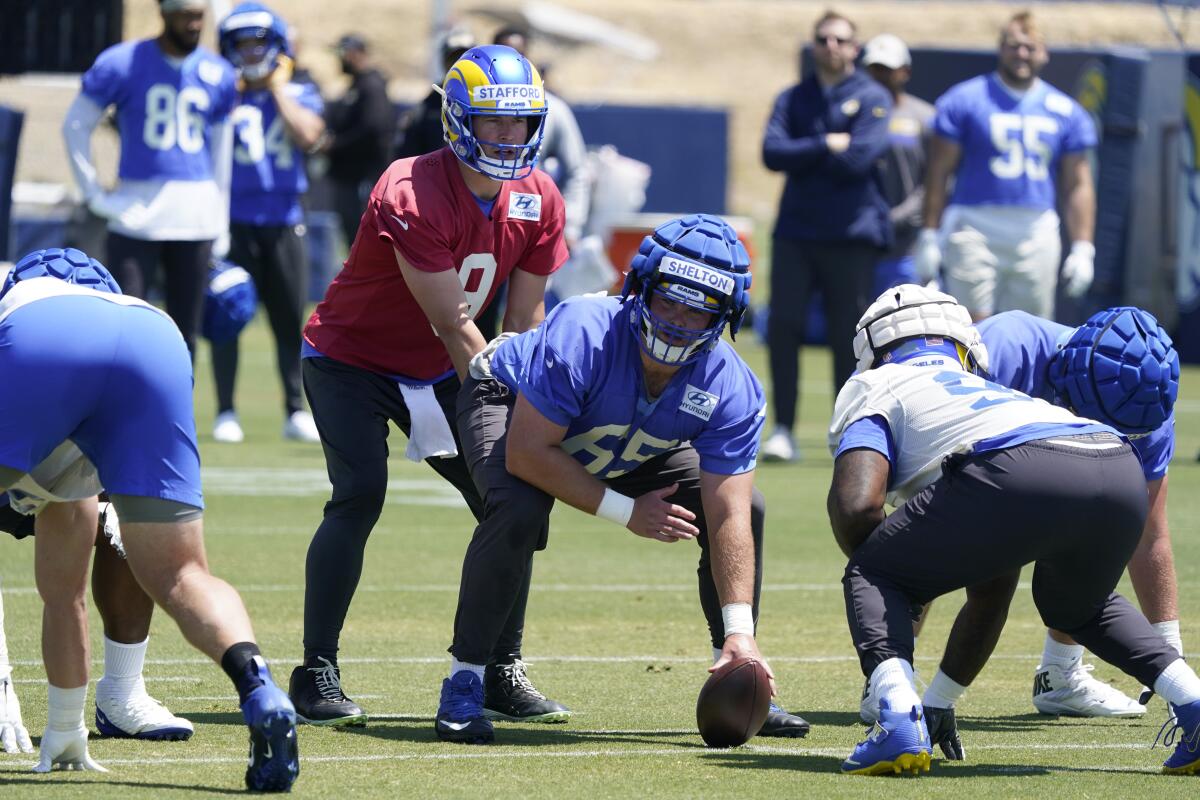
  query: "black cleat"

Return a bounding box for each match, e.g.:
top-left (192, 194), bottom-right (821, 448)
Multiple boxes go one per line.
top-left (925, 705), bottom-right (965, 760)
top-left (288, 656), bottom-right (367, 727)
top-left (436, 671), bottom-right (494, 744)
top-left (758, 702), bottom-right (810, 738)
top-left (483, 659), bottom-right (571, 723)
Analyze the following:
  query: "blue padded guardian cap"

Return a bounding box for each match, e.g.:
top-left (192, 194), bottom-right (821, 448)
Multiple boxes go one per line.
top-left (1, 248), bottom-right (121, 300)
top-left (202, 259), bottom-right (258, 343)
top-left (1049, 306), bottom-right (1179, 435)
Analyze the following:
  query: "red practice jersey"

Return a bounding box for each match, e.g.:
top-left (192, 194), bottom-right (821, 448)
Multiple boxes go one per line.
top-left (304, 147), bottom-right (567, 379)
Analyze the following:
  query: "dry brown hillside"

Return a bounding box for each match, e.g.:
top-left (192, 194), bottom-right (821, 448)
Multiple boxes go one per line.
top-left (0, 0), bottom-right (1188, 223)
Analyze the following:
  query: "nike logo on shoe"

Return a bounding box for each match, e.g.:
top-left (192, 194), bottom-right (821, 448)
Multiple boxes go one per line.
top-left (439, 720), bottom-right (473, 731)
top-left (390, 214), bottom-right (409, 231)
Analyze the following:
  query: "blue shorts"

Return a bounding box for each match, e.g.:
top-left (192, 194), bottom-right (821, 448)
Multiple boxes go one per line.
top-left (0, 295), bottom-right (203, 510)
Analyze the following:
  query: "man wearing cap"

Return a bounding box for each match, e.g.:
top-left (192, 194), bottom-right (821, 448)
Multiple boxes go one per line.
top-left (394, 28), bottom-right (476, 161)
top-left (61, 0), bottom-right (238, 359)
top-left (760, 10), bottom-right (892, 463)
top-left (862, 34), bottom-right (935, 294)
top-left (318, 34), bottom-right (394, 251)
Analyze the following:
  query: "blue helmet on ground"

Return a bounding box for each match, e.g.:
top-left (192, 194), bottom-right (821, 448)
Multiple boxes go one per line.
top-left (219, 2), bottom-right (290, 82)
top-left (1, 248), bottom-right (121, 300)
top-left (1049, 306), bottom-right (1179, 436)
top-left (202, 259), bottom-right (258, 343)
top-left (621, 214), bottom-right (752, 366)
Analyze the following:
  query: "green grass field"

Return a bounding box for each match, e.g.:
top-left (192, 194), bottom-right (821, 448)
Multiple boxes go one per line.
top-left (1, 314), bottom-right (1199, 798)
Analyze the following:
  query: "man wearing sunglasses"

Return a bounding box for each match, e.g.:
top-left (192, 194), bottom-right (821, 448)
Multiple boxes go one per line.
top-left (761, 11), bottom-right (892, 464)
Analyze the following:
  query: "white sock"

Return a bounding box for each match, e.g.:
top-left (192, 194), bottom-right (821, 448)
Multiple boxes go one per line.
top-left (1153, 620), bottom-right (1184, 656)
top-left (870, 658), bottom-right (921, 715)
top-left (47, 684), bottom-right (88, 732)
top-left (1041, 633), bottom-right (1084, 668)
top-left (0, 579), bottom-right (10, 682)
top-left (450, 658), bottom-right (485, 681)
top-left (923, 669), bottom-right (967, 709)
top-left (98, 636), bottom-right (148, 700)
top-left (1154, 658), bottom-right (1200, 707)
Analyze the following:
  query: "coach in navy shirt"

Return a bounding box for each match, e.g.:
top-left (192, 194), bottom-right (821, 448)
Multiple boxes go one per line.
top-left (760, 10), bottom-right (891, 463)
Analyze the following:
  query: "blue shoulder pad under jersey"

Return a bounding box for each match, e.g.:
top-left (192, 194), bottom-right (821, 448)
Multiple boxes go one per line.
top-left (491, 296), bottom-right (765, 478)
top-left (231, 80), bottom-right (324, 226)
top-left (934, 74), bottom-right (1097, 211)
top-left (82, 40), bottom-right (237, 182)
top-left (979, 310), bottom-right (1173, 481)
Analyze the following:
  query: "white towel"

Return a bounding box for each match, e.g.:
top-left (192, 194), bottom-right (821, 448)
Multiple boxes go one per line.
top-left (397, 382), bottom-right (458, 462)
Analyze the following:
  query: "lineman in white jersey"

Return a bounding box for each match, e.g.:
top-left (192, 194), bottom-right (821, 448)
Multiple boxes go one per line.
top-left (827, 285), bottom-right (1200, 776)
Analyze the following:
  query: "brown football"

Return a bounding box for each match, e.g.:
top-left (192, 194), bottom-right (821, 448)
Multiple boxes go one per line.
top-left (696, 656), bottom-right (772, 747)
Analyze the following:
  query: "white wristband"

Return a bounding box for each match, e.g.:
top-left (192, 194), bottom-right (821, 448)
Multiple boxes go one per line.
top-left (722, 602), bottom-right (754, 638)
top-left (1070, 240), bottom-right (1096, 258)
top-left (595, 488), bottom-right (635, 527)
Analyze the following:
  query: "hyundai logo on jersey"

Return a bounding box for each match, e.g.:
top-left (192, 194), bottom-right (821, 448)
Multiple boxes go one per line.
top-left (507, 192), bottom-right (542, 221)
top-left (680, 386), bottom-right (719, 421)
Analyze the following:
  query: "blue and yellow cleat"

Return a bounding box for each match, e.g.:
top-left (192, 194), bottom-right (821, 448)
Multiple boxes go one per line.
top-left (241, 663), bottom-right (300, 792)
top-left (1159, 699), bottom-right (1200, 774)
top-left (842, 699), bottom-right (932, 776)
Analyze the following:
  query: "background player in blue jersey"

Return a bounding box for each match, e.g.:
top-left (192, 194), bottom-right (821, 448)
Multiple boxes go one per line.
top-left (914, 11), bottom-right (1097, 320)
top-left (861, 306), bottom-right (1181, 758)
top-left (0, 249), bottom-right (297, 790)
top-left (828, 285), bottom-right (1200, 777)
top-left (62, 0), bottom-right (238, 358)
top-left (436, 214), bottom-right (810, 744)
top-left (212, 3), bottom-right (326, 444)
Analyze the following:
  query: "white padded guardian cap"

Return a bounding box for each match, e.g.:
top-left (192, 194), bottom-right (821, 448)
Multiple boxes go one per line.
top-left (853, 284), bottom-right (989, 373)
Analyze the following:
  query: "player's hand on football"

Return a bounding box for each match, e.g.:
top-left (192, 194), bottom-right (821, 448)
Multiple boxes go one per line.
top-left (627, 484), bottom-right (698, 543)
top-left (32, 726), bottom-right (107, 773)
top-left (0, 676), bottom-right (34, 754)
top-left (711, 634), bottom-right (777, 696)
top-left (1061, 241), bottom-right (1095, 298)
top-left (268, 55), bottom-right (295, 91)
top-left (913, 228), bottom-right (941, 283)
top-left (825, 132), bottom-right (851, 153)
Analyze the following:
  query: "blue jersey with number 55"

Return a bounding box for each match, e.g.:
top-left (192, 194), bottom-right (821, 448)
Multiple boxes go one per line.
top-left (231, 82), bottom-right (324, 226)
top-left (490, 296), bottom-right (765, 478)
top-left (934, 74), bottom-right (1096, 211)
top-left (81, 40), bottom-right (237, 182)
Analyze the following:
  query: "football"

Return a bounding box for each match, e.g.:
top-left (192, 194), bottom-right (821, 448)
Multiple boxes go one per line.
top-left (696, 656), bottom-right (772, 747)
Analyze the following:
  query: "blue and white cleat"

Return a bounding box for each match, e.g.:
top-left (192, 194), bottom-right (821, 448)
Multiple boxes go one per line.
top-left (241, 662), bottom-right (299, 792)
top-left (842, 699), bottom-right (932, 776)
top-left (95, 679), bottom-right (194, 741)
top-left (1159, 699), bottom-right (1200, 774)
top-left (436, 671), bottom-right (494, 744)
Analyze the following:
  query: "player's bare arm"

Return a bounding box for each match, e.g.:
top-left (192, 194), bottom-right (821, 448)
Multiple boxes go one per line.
top-left (506, 393), bottom-right (698, 543)
top-left (828, 448), bottom-right (889, 556)
top-left (502, 267), bottom-right (548, 333)
top-left (920, 135), bottom-right (962, 230)
top-left (268, 75), bottom-right (325, 152)
top-left (1059, 152), bottom-right (1096, 245)
top-left (1129, 476), bottom-right (1177, 623)
top-left (393, 247), bottom-right (488, 379)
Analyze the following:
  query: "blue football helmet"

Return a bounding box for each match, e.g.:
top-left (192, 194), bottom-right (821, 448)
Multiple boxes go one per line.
top-left (621, 214), bottom-right (752, 366)
top-left (438, 45), bottom-right (547, 180)
top-left (1049, 306), bottom-right (1179, 435)
top-left (1, 248), bottom-right (121, 300)
top-left (202, 259), bottom-right (258, 344)
top-left (219, 3), bottom-right (290, 82)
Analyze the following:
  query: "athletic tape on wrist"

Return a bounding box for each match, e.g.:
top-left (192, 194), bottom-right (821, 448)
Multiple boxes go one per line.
top-left (722, 602), bottom-right (754, 637)
top-left (595, 488), bottom-right (635, 527)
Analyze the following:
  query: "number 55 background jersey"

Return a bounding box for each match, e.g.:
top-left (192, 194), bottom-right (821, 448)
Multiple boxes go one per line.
top-left (304, 147), bottom-right (567, 381)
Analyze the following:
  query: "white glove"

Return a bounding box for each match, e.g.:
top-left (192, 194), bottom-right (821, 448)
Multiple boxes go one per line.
top-left (0, 676), bottom-right (33, 754)
top-left (912, 228), bottom-right (941, 283)
top-left (468, 331), bottom-right (518, 381)
top-left (1061, 240), bottom-right (1095, 298)
top-left (32, 726), bottom-right (107, 772)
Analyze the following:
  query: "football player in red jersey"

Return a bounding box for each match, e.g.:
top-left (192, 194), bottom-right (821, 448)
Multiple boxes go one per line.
top-left (289, 45), bottom-right (571, 727)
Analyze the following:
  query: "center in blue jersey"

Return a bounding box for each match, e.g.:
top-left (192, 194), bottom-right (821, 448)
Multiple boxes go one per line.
top-left (490, 296), bottom-right (765, 478)
top-left (933, 74), bottom-right (1097, 211)
top-left (978, 310), bottom-right (1174, 480)
top-left (231, 81), bottom-right (325, 226)
top-left (81, 39), bottom-right (238, 182)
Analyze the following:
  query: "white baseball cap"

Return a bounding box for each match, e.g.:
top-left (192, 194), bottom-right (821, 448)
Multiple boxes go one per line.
top-left (863, 34), bottom-right (911, 70)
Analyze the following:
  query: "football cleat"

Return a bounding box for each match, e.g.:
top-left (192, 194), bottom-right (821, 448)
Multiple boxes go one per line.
top-left (213, 411), bottom-right (245, 444)
top-left (760, 427), bottom-right (797, 463)
top-left (1139, 686), bottom-right (1156, 706)
top-left (95, 679), bottom-right (194, 741)
top-left (483, 660), bottom-right (571, 723)
top-left (758, 702), bottom-right (810, 738)
top-left (1032, 662), bottom-right (1145, 717)
top-left (283, 411), bottom-right (320, 443)
top-left (288, 657), bottom-right (367, 727)
top-left (241, 668), bottom-right (299, 793)
top-left (924, 705), bottom-right (964, 760)
top-left (437, 671), bottom-right (494, 744)
top-left (842, 699), bottom-right (932, 776)
top-left (1159, 699), bottom-right (1200, 774)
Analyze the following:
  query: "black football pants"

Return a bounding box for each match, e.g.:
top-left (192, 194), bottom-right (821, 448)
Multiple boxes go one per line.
top-left (844, 437), bottom-right (1180, 689)
top-left (449, 377), bottom-right (766, 665)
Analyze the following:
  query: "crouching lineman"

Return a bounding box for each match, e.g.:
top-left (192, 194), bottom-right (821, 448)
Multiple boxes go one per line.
top-left (437, 214), bottom-right (810, 743)
top-left (827, 284), bottom-right (1200, 776)
top-left (858, 305), bottom-right (1180, 758)
top-left (0, 248), bottom-right (298, 791)
top-left (0, 485), bottom-right (193, 747)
